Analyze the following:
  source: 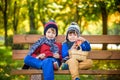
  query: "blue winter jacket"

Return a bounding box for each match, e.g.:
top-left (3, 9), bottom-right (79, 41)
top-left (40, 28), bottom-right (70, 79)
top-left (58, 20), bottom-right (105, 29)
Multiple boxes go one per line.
top-left (62, 41), bottom-right (91, 59)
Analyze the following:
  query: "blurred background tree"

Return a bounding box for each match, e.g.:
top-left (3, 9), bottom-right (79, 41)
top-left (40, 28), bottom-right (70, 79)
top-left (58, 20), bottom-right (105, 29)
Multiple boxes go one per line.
top-left (0, 0), bottom-right (120, 47)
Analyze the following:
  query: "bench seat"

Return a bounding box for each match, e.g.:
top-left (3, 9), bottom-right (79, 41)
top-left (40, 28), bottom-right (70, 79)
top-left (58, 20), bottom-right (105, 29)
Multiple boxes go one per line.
top-left (11, 35), bottom-right (120, 80)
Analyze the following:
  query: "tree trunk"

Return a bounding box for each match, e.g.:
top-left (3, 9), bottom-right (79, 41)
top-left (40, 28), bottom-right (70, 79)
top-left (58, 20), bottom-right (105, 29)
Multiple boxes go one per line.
top-left (4, 0), bottom-right (8, 47)
top-left (115, 0), bottom-right (120, 12)
top-left (13, 1), bottom-right (18, 34)
top-left (75, 0), bottom-right (79, 23)
top-left (27, 0), bottom-right (35, 32)
top-left (38, 0), bottom-right (45, 25)
top-left (100, 1), bottom-right (108, 50)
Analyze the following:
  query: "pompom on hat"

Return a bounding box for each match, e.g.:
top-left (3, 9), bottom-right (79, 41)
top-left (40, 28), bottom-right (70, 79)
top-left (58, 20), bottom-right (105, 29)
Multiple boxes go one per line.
top-left (66, 22), bottom-right (80, 37)
top-left (44, 20), bottom-right (58, 36)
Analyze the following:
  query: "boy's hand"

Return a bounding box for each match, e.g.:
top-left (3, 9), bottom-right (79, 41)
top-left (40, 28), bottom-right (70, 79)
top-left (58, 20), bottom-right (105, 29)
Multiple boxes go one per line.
top-left (53, 53), bottom-right (60, 58)
top-left (71, 42), bottom-right (78, 49)
top-left (75, 37), bottom-right (86, 46)
top-left (77, 37), bottom-right (85, 43)
top-left (36, 53), bottom-right (45, 59)
top-left (64, 56), bottom-right (69, 60)
top-left (71, 37), bottom-right (86, 49)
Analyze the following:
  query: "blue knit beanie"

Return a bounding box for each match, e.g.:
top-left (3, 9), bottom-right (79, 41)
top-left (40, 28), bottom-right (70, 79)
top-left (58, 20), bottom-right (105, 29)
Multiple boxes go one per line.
top-left (44, 20), bottom-right (58, 36)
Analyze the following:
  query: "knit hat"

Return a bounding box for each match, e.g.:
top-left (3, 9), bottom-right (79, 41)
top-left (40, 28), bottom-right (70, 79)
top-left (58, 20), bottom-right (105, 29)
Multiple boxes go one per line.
top-left (66, 22), bottom-right (80, 40)
top-left (44, 20), bottom-right (58, 36)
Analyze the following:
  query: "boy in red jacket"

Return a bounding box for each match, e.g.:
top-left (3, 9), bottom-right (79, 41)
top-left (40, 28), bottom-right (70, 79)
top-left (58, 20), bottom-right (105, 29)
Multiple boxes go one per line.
top-left (23, 20), bottom-right (62, 80)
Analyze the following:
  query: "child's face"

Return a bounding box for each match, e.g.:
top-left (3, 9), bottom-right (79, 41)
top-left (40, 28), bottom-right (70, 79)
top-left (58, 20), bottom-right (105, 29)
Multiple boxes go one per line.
top-left (67, 31), bottom-right (78, 42)
top-left (46, 28), bottom-right (56, 40)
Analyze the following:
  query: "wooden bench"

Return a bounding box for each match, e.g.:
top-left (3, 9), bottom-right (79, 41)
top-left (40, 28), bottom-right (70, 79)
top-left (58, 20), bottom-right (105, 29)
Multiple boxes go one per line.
top-left (11, 35), bottom-right (120, 80)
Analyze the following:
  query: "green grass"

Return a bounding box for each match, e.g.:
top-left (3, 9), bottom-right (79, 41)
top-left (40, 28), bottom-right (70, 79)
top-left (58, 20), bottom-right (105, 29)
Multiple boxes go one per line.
top-left (0, 46), bottom-right (28, 80)
top-left (0, 46), bottom-right (12, 80)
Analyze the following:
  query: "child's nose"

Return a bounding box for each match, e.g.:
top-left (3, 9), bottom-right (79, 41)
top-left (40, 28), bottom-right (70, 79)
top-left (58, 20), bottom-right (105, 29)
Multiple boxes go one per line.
top-left (50, 33), bottom-right (52, 36)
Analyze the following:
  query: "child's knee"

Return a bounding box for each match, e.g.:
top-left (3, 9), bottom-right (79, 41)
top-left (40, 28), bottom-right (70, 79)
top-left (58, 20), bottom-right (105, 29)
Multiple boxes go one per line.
top-left (66, 58), bottom-right (77, 64)
top-left (79, 59), bottom-right (93, 70)
top-left (86, 59), bottom-right (93, 66)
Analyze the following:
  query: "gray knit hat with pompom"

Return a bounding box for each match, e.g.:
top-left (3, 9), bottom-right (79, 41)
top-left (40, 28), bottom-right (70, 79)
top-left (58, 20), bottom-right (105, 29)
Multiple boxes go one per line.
top-left (66, 22), bottom-right (80, 37)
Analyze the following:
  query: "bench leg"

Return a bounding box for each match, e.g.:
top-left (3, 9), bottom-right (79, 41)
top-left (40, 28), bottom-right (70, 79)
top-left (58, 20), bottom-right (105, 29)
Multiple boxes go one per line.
top-left (30, 74), bottom-right (43, 80)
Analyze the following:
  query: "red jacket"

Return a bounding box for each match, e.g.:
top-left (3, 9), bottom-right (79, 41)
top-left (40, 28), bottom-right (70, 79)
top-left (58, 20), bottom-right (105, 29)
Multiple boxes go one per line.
top-left (31, 42), bottom-right (62, 60)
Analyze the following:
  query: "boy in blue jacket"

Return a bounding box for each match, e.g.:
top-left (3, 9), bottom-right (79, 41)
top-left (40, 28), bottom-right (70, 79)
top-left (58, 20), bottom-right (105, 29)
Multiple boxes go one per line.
top-left (62, 22), bottom-right (93, 80)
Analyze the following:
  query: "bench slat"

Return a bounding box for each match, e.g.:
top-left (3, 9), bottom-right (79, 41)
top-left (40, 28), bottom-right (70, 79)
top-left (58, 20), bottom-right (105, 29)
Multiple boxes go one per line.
top-left (12, 50), bottom-right (120, 60)
top-left (13, 35), bottom-right (120, 44)
top-left (11, 69), bottom-right (120, 75)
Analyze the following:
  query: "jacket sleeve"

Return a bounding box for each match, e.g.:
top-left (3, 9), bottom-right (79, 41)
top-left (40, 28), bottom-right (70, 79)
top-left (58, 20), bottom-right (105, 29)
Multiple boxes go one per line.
top-left (31, 46), bottom-right (41, 57)
top-left (40, 44), bottom-right (54, 57)
top-left (80, 41), bottom-right (91, 51)
top-left (62, 43), bottom-right (69, 58)
top-left (28, 38), bottom-right (41, 55)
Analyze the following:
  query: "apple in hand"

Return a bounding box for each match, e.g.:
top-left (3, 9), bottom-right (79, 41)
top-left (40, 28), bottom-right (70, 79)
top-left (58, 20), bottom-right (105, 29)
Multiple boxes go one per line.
top-left (75, 40), bottom-right (82, 46)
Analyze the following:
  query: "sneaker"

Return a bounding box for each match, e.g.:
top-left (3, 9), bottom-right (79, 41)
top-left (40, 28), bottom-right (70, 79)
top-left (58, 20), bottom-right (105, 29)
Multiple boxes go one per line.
top-left (61, 63), bottom-right (69, 70)
top-left (75, 78), bottom-right (80, 80)
top-left (53, 62), bottom-right (59, 70)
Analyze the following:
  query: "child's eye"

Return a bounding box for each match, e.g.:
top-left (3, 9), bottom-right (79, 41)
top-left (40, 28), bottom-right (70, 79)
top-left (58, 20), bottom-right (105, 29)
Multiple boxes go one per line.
top-left (68, 34), bottom-right (72, 36)
top-left (74, 34), bottom-right (77, 36)
top-left (47, 31), bottom-right (50, 33)
top-left (52, 32), bottom-right (56, 34)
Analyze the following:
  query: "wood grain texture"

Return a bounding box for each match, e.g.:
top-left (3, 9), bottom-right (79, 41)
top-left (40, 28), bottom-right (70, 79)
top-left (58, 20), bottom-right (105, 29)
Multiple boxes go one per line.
top-left (13, 35), bottom-right (120, 44)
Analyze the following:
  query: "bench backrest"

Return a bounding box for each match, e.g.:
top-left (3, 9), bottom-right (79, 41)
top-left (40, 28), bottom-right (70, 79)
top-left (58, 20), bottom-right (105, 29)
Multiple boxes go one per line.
top-left (12, 35), bottom-right (120, 60)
